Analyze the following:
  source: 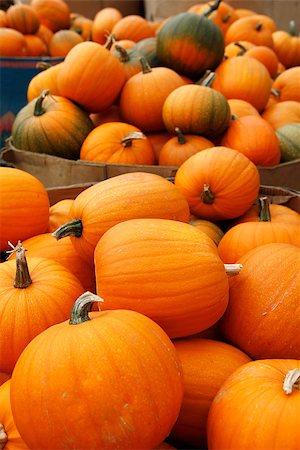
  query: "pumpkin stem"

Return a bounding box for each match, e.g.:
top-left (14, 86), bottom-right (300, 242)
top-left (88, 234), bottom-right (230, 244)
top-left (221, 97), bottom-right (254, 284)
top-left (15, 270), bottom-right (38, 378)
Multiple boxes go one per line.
top-left (103, 32), bottom-right (115, 50)
top-left (201, 184), bottom-right (215, 204)
top-left (283, 368), bottom-right (300, 394)
top-left (288, 20), bottom-right (298, 36)
top-left (6, 241), bottom-right (32, 288)
top-left (121, 131), bottom-right (146, 147)
top-left (196, 70), bottom-right (217, 87)
top-left (139, 56), bottom-right (152, 74)
top-left (114, 44), bottom-right (130, 62)
top-left (234, 42), bottom-right (247, 56)
top-left (231, 114), bottom-right (238, 121)
top-left (222, 12), bottom-right (232, 23)
top-left (255, 22), bottom-right (263, 32)
top-left (202, 0), bottom-right (222, 17)
top-left (224, 264), bottom-right (243, 277)
top-left (35, 61), bottom-right (52, 70)
top-left (52, 218), bottom-right (83, 240)
top-left (271, 88), bottom-right (281, 98)
top-left (175, 127), bottom-right (186, 144)
top-left (33, 89), bottom-right (50, 116)
top-left (69, 291), bottom-right (104, 325)
top-left (0, 424), bottom-right (8, 450)
top-left (258, 196), bottom-right (271, 222)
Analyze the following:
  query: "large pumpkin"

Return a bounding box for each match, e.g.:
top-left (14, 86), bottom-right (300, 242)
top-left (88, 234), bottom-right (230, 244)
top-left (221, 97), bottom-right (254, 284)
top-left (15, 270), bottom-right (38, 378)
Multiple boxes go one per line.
top-left (174, 146), bottom-right (260, 221)
top-left (0, 242), bottom-right (84, 374)
top-left (0, 167), bottom-right (49, 252)
top-left (52, 172), bottom-right (190, 262)
top-left (207, 359), bottom-right (300, 449)
top-left (11, 90), bottom-right (94, 160)
top-left (220, 243), bottom-right (300, 359)
top-left (156, 11), bottom-right (225, 79)
top-left (170, 338), bottom-right (251, 449)
top-left (94, 218), bottom-right (233, 338)
top-left (57, 41), bottom-right (126, 113)
top-left (10, 292), bottom-right (184, 449)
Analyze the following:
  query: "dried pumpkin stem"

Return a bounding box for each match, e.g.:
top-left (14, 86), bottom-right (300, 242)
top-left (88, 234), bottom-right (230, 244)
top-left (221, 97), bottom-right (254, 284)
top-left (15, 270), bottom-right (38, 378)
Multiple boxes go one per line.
top-left (258, 196), bottom-right (271, 222)
top-left (69, 291), bottom-right (104, 325)
top-left (203, 0), bottom-right (222, 17)
top-left (115, 44), bottom-right (130, 62)
top-left (201, 184), bottom-right (215, 204)
top-left (224, 264), bottom-right (243, 277)
top-left (121, 131), bottom-right (146, 147)
top-left (52, 218), bottom-right (83, 240)
top-left (34, 89), bottom-right (50, 116)
top-left (288, 20), bottom-right (297, 36)
top-left (7, 241), bottom-right (32, 288)
top-left (175, 127), bottom-right (186, 145)
top-left (0, 424), bottom-right (7, 450)
top-left (197, 70), bottom-right (217, 87)
top-left (139, 56), bottom-right (152, 74)
top-left (255, 22), bottom-right (263, 31)
top-left (283, 368), bottom-right (300, 394)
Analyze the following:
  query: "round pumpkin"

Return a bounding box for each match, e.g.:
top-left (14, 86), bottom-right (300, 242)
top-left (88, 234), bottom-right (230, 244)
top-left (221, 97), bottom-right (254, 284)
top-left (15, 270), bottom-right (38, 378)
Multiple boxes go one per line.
top-left (156, 11), bottom-right (225, 79)
top-left (207, 359), bottom-right (300, 449)
top-left (80, 122), bottom-right (155, 165)
top-left (57, 41), bottom-right (126, 113)
top-left (220, 243), bottom-right (300, 359)
top-left (52, 172), bottom-right (190, 262)
top-left (227, 98), bottom-right (260, 117)
top-left (0, 380), bottom-right (29, 450)
top-left (6, 3), bottom-right (40, 34)
top-left (27, 61), bottom-right (63, 102)
top-left (276, 122), bottom-right (300, 162)
top-left (11, 90), bottom-right (94, 160)
top-left (243, 45), bottom-right (279, 78)
top-left (30, 0), bottom-right (70, 32)
top-left (91, 7), bottom-right (122, 45)
top-left (271, 66), bottom-right (300, 102)
top-left (0, 167), bottom-right (50, 252)
top-left (0, 28), bottom-right (27, 57)
top-left (174, 146), bottom-right (260, 221)
top-left (225, 15), bottom-right (274, 47)
top-left (170, 338), bottom-right (251, 449)
top-left (262, 100), bottom-right (300, 129)
top-left (272, 26), bottom-right (300, 68)
top-left (111, 14), bottom-right (155, 42)
top-left (23, 34), bottom-right (47, 56)
top-left (0, 242), bottom-right (84, 374)
top-left (10, 292), bottom-right (184, 449)
top-left (95, 218), bottom-right (232, 338)
top-left (48, 29), bottom-right (83, 57)
top-left (162, 84), bottom-right (231, 138)
top-left (189, 216), bottom-right (224, 245)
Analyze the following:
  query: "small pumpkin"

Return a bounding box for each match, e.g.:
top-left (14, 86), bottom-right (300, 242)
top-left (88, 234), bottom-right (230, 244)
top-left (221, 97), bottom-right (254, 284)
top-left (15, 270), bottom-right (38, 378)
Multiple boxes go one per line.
top-left (11, 90), bottom-right (94, 160)
top-left (111, 14), bottom-right (155, 42)
top-left (207, 359), bottom-right (300, 449)
top-left (225, 15), bottom-right (274, 47)
top-left (174, 146), bottom-right (260, 221)
top-left (189, 216), bottom-right (224, 245)
top-left (10, 292), bottom-right (184, 449)
top-left (91, 7), bottom-right (122, 45)
top-left (27, 61), bottom-right (63, 102)
top-left (0, 28), bottom-right (27, 56)
top-left (23, 34), bottom-right (47, 56)
top-left (272, 21), bottom-right (300, 68)
top-left (6, 3), bottom-right (40, 34)
top-left (227, 98), bottom-right (260, 117)
top-left (48, 29), bottom-right (83, 57)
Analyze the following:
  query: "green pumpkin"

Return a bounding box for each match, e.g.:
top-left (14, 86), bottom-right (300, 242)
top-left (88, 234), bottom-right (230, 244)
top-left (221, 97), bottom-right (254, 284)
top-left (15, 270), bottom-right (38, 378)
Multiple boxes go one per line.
top-left (133, 37), bottom-right (160, 67)
top-left (156, 12), bottom-right (225, 80)
top-left (275, 122), bottom-right (300, 162)
top-left (11, 90), bottom-right (94, 160)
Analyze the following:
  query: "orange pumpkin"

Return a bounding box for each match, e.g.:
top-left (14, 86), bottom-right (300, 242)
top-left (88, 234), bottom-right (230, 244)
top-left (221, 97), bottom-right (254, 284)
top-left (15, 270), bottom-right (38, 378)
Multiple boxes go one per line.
top-left (225, 15), bottom-right (274, 47)
top-left (158, 127), bottom-right (214, 166)
top-left (221, 114), bottom-right (281, 166)
top-left (227, 99), bottom-right (259, 117)
top-left (0, 10), bottom-right (8, 27)
top-left (220, 243), bottom-right (300, 359)
top-left (95, 218), bottom-right (232, 338)
top-left (0, 380), bottom-right (29, 450)
top-left (120, 57), bottom-right (186, 132)
top-left (57, 41), bottom-right (126, 113)
top-left (272, 23), bottom-right (300, 68)
top-left (10, 292), bottom-right (184, 449)
top-left (207, 359), bottom-right (300, 449)
top-left (170, 338), bottom-right (251, 449)
top-left (6, 3), bottom-right (40, 34)
top-left (243, 45), bottom-right (279, 78)
top-left (189, 216), bottom-right (224, 245)
top-left (0, 28), bottom-right (27, 57)
top-left (189, 1), bottom-right (239, 35)
top-left (92, 7), bottom-right (122, 45)
top-left (70, 15), bottom-right (93, 41)
top-left (111, 14), bottom-right (155, 42)
top-left (218, 196), bottom-right (300, 263)
top-left (224, 40), bottom-right (255, 58)
top-left (48, 29), bottom-right (83, 57)
top-left (145, 130), bottom-right (173, 163)
top-left (24, 34), bottom-right (48, 56)
top-left (174, 146), bottom-right (260, 221)
top-left (262, 100), bottom-right (300, 129)
top-left (0, 168), bottom-right (50, 252)
top-left (48, 198), bottom-right (74, 232)
top-left (271, 66), bottom-right (300, 102)
top-left (27, 61), bottom-right (63, 102)
top-left (211, 56), bottom-right (272, 112)
top-left (0, 242), bottom-right (84, 373)
top-left (80, 122), bottom-right (156, 165)
top-left (30, 0), bottom-right (70, 32)
top-left (52, 172), bottom-right (190, 262)
top-left (35, 23), bottom-right (53, 45)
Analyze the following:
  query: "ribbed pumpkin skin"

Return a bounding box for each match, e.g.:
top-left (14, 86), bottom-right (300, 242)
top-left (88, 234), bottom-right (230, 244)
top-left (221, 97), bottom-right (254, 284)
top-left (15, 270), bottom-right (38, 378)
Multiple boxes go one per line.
top-left (207, 359), bottom-right (300, 449)
top-left (221, 243), bottom-right (300, 359)
top-left (10, 308), bottom-right (184, 449)
top-left (211, 56), bottom-right (272, 112)
top-left (57, 41), bottom-right (126, 113)
top-left (11, 93), bottom-right (94, 160)
top-left (95, 218), bottom-right (229, 338)
top-left (174, 147), bottom-right (260, 221)
top-left (6, 4), bottom-right (40, 34)
top-left (65, 172), bottom-right (190, 262)
top-left (276, 122), bottom-right (300, 162)
top-left (156, 12), bottom-right (225, 79)
top-left (170, 338), bottom-right (251, 449)
top-left (27, 62), bottom-right (62, 102)
top-left (0, 256), bottom-right (84, 373)
top-left (162, 84), bottom-right (231, 138)
top-left (0, 168), bottom-right (49, 252)
top-left (0, 380), bottom-right (29, 450)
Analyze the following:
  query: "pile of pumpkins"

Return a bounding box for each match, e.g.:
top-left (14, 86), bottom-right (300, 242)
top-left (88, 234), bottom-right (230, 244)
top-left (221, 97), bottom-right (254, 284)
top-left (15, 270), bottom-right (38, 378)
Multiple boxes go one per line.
top-left (0, 1), bottom-right (300, 449)
top-left (1, 0), bottom-right (299, 165)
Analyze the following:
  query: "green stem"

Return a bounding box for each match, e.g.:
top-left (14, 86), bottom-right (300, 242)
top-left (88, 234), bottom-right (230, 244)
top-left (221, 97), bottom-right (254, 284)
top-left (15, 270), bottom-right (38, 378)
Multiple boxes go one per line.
top-left (258, 196), bottom-right (271, 222)
top-left (288, 20), bottom-right (297, 36)
top-left (121, 131), bottom-right (146, 147)
top-left (33, 89), bottom-right (50, 116)
top-left (202, 0), bottom-right (222, 17)
top-left (201, 184), bottom-right (215, 204)
top-left (175, 127), bottom-right (186, 144)
top-left (114, 44), bottom-right (130, 62)
top-left (196, 70), bottom-right (216, 87)
top-left (69, 291), bottom-right (104, 325)
top-left (52, 219), bottom-right (83, 240)
top-left (139, 56), bottom-right (152, 74)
